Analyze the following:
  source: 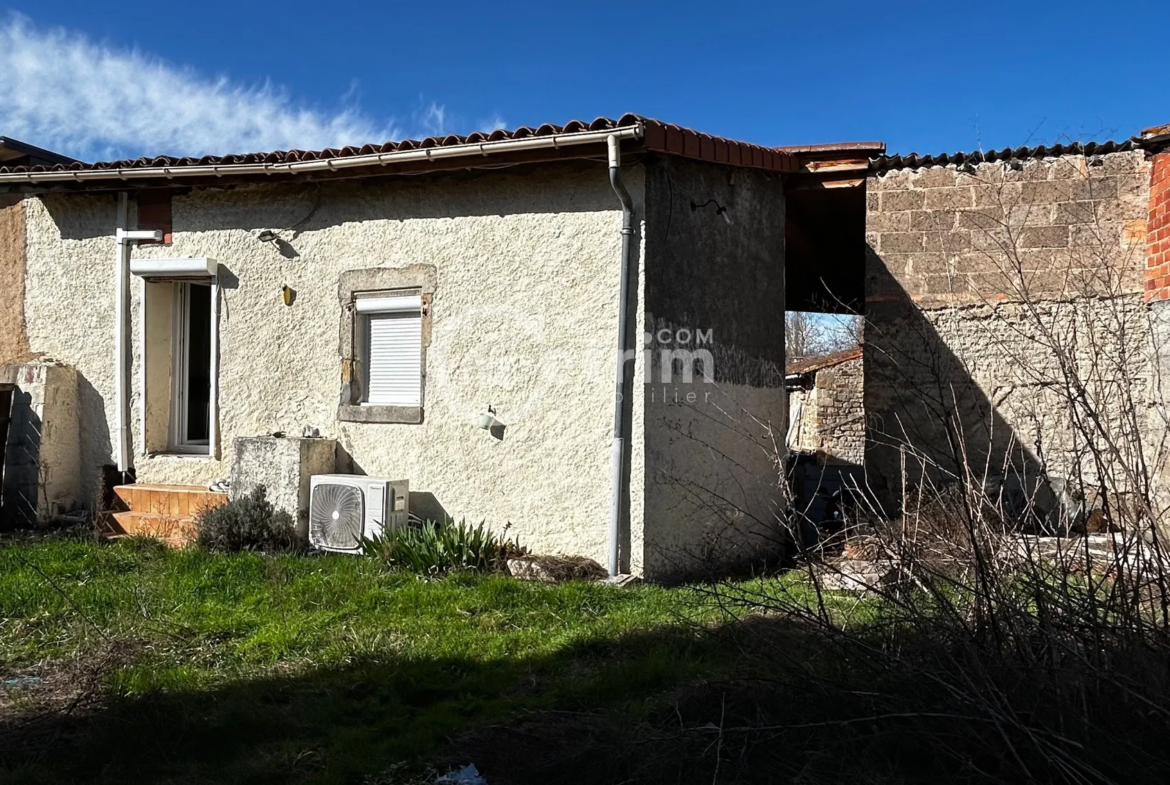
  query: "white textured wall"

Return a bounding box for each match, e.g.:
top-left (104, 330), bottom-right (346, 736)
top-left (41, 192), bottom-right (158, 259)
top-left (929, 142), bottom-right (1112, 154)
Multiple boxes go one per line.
top-left (23, 164), bottom-right (646, 566)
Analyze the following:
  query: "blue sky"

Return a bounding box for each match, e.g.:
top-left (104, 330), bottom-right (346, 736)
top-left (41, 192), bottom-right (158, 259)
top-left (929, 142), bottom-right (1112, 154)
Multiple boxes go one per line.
top-left (1, 1), bottom-right (1167, 162)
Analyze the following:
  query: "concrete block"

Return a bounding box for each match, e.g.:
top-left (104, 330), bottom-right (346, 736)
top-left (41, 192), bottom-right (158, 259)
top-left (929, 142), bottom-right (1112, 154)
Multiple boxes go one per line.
top-left (0, 361), bottom-right (81, 527)
top-left (230, 435), bottom-right (337, 540)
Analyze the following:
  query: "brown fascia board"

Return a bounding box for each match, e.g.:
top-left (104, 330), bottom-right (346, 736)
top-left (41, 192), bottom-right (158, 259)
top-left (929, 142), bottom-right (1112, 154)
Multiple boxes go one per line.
top-left (778, 141), bottom-right (886, 186)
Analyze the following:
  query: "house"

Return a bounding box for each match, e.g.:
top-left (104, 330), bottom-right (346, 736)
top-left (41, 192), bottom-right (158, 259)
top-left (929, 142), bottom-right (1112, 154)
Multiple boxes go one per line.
top-left (0, 115), bottom-right (835, 579)
top-left (785, 346), bottom-right (864, 522)
top-left (10, 110), bottom-right (1170, 572)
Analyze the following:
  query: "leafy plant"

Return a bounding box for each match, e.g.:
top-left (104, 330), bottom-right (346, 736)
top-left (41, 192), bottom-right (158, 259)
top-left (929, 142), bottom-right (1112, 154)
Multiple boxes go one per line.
top-left (195, 485), bottom-right (298, 553)
top-left (360, 519), bottom-right (519, 575)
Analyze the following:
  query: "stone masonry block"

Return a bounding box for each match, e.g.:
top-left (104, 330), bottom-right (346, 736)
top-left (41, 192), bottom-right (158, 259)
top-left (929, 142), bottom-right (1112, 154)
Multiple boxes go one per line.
top-left (1020, 226), bottom-right (1070, 248)
top-left (231, 436), bottom-right (337, 541)
top-left (924, 187), bottom-right (974, 210)
top-left (882, 190), bottom-right (925, 211)
top-left (911, 167), bottom-right (960, 189)
top-left (910, 209), bottom-right (956, 232)
top-left (868, 210), bottom-right (911, 233)
top-left (881, 232), bottom-right (925, 254)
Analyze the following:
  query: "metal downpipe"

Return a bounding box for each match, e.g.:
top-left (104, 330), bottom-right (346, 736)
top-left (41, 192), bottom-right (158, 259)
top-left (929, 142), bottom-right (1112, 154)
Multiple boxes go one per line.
top-left (607, 134), bottom-right (636, 578)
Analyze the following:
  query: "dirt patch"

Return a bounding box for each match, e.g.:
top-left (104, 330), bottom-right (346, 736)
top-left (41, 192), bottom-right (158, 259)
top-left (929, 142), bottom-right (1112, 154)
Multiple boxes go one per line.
top-left (0, 643), bottom-right (136, 756)
top-left (506, 555), bottom-right (607, 583)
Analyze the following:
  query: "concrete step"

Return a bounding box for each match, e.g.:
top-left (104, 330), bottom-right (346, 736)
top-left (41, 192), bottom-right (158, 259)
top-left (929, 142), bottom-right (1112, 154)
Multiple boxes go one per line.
top-left (113, 484), bottom-right (227, 519)
top-left (109, 511), bottom-right (197, 543)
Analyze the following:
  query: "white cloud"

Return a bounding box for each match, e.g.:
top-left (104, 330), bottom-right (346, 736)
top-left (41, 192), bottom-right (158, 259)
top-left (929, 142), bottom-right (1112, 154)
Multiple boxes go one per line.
top-left (0, 15), bottom-right (504, 163)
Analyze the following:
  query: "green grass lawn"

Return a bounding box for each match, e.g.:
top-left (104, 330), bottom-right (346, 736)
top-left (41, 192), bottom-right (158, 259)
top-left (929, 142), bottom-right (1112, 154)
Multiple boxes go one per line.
top-left (0, 534), bottom-right (766, 784)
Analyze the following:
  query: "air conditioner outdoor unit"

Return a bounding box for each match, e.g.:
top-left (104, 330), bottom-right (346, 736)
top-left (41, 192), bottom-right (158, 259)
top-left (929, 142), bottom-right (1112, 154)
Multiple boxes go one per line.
top-left (309, 475), bottom-right (409, 553)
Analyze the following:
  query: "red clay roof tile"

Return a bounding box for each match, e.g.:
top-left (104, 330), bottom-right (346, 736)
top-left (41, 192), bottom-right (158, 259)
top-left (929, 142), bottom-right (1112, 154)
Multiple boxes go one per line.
top-left (0, 114), bottom-right (799, 178)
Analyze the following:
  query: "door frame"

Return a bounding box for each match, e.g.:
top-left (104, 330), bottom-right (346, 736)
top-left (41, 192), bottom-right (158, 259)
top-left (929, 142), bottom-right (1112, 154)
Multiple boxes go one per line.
top-left (168, 280), bottom-right (218, 455)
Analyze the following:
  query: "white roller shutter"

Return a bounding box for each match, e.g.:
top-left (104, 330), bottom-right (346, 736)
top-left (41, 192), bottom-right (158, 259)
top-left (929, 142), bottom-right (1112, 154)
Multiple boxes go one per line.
top-left (365, 310), bottom-right (422, 406)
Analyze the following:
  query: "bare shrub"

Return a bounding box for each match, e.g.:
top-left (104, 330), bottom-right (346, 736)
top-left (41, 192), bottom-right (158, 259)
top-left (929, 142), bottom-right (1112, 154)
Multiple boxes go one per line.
top-left (686, 151), bottom-right (1170, 782)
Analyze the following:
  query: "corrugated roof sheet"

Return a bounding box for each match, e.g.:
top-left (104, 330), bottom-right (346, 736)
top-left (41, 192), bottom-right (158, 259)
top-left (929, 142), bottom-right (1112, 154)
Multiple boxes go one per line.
top-left (869, 139), bottom-right (1141, 172)
top-left (0, 114), bottom-right (796, 177)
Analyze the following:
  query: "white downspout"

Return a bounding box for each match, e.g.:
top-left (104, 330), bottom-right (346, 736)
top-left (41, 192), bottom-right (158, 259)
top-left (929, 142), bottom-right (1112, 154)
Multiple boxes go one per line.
top-left (607, 134), bottom-right (636, 578)
top-left (114, 193), bottom-right (130, 474)
top-left (113, 193), bottom-right (162, 475)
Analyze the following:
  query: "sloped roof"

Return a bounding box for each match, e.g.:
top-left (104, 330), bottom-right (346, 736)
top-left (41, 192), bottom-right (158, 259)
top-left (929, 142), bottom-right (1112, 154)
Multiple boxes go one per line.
top-left (869, 139), bottom-right (1143, 172)
top-left (786, 346), bottom-right (862, 376)
top-left (0, 114), bottom-right (797, 179)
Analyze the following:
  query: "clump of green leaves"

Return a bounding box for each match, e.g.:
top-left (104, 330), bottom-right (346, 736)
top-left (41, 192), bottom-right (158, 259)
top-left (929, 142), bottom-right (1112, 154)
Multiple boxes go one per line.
top-left (361, 519), bottom-right (520, 575)
top-left (196, 486), bottom-right (298, 553)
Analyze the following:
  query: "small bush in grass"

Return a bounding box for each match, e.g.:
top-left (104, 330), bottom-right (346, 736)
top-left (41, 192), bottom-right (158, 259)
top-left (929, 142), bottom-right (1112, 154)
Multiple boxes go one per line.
top-left (195, 486), bottom-right (298, 553)
top-left (360, 519), bottom-right (520, 575)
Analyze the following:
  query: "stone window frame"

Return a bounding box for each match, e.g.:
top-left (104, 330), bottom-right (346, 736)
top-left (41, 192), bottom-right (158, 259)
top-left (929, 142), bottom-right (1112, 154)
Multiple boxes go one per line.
top-left (337, 265), bottom-right (436, 424)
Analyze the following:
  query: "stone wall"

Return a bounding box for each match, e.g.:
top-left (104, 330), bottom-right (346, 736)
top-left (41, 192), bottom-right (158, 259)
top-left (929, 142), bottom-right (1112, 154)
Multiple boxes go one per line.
top-left (814, 356), bottom-right (865, 466)
top-left (786, 354), bottom-right (865, 466)
top-left (864, 150), bottom-right (1157, 509)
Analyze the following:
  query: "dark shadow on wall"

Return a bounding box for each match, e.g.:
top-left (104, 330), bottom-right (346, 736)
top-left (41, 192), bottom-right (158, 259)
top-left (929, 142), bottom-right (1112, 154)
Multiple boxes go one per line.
top-left (638, 155), bottom-right (788, 580)
top-left (0, 387), bottom-right (38, 529)
top-left (336, 443), bottom-right (451, 525)
top-left (863, 242), bottom-right (1045, 520)
top-left (77, 373), bottom-right (114, 510)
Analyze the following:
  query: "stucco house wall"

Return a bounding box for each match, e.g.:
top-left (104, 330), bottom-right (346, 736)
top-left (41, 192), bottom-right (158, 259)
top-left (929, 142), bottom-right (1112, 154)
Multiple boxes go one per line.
top-left (18, 155), bottom-right (787, 577)
top-left (23, 163), bottom-right (648, 566)
top-left (864, 150), bottom-right (1158, 512)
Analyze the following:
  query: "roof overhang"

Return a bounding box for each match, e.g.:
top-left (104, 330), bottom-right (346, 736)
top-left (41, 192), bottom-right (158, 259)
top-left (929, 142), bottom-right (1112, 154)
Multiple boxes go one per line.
top-left (777, 141), bottom-right (886, 190)
top-left (0, 136), bottom-right (80, 169)
top-left (0, 116), bottom-right (799, 194)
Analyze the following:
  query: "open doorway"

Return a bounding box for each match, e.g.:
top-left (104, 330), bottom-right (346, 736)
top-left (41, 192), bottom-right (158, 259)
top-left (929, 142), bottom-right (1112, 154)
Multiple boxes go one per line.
top-left (171, 282), bottom-right (212, 451)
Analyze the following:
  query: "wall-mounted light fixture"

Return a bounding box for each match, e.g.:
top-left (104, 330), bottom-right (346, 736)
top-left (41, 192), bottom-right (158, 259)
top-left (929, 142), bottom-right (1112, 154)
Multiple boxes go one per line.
top-left (477, 404), bottom-right (501, 430)
top-left (691, 199), bottom-right (733, 225)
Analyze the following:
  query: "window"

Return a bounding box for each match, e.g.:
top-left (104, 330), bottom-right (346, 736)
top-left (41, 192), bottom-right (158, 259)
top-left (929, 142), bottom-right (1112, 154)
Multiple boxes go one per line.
top-left (358, 293), bottom-right (423, 407)
top-left (337, 265), bottom-right (435, 425)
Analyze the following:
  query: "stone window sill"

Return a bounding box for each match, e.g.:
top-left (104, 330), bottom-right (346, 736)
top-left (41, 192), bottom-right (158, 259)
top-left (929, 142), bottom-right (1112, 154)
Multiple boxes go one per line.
top-left (338, 405), bottom-right (423, 424)
top-left (144, 451), bottom-right (216, 461)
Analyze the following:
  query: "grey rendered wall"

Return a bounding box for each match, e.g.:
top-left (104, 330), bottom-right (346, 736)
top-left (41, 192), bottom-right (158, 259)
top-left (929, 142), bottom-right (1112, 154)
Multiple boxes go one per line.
top-left (640, 155), bottom-right (787, 578)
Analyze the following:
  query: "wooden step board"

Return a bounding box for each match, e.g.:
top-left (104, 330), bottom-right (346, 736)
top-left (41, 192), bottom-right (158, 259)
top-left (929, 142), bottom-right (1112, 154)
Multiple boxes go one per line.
top-left (107, 484), bottom-right (228, 546)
